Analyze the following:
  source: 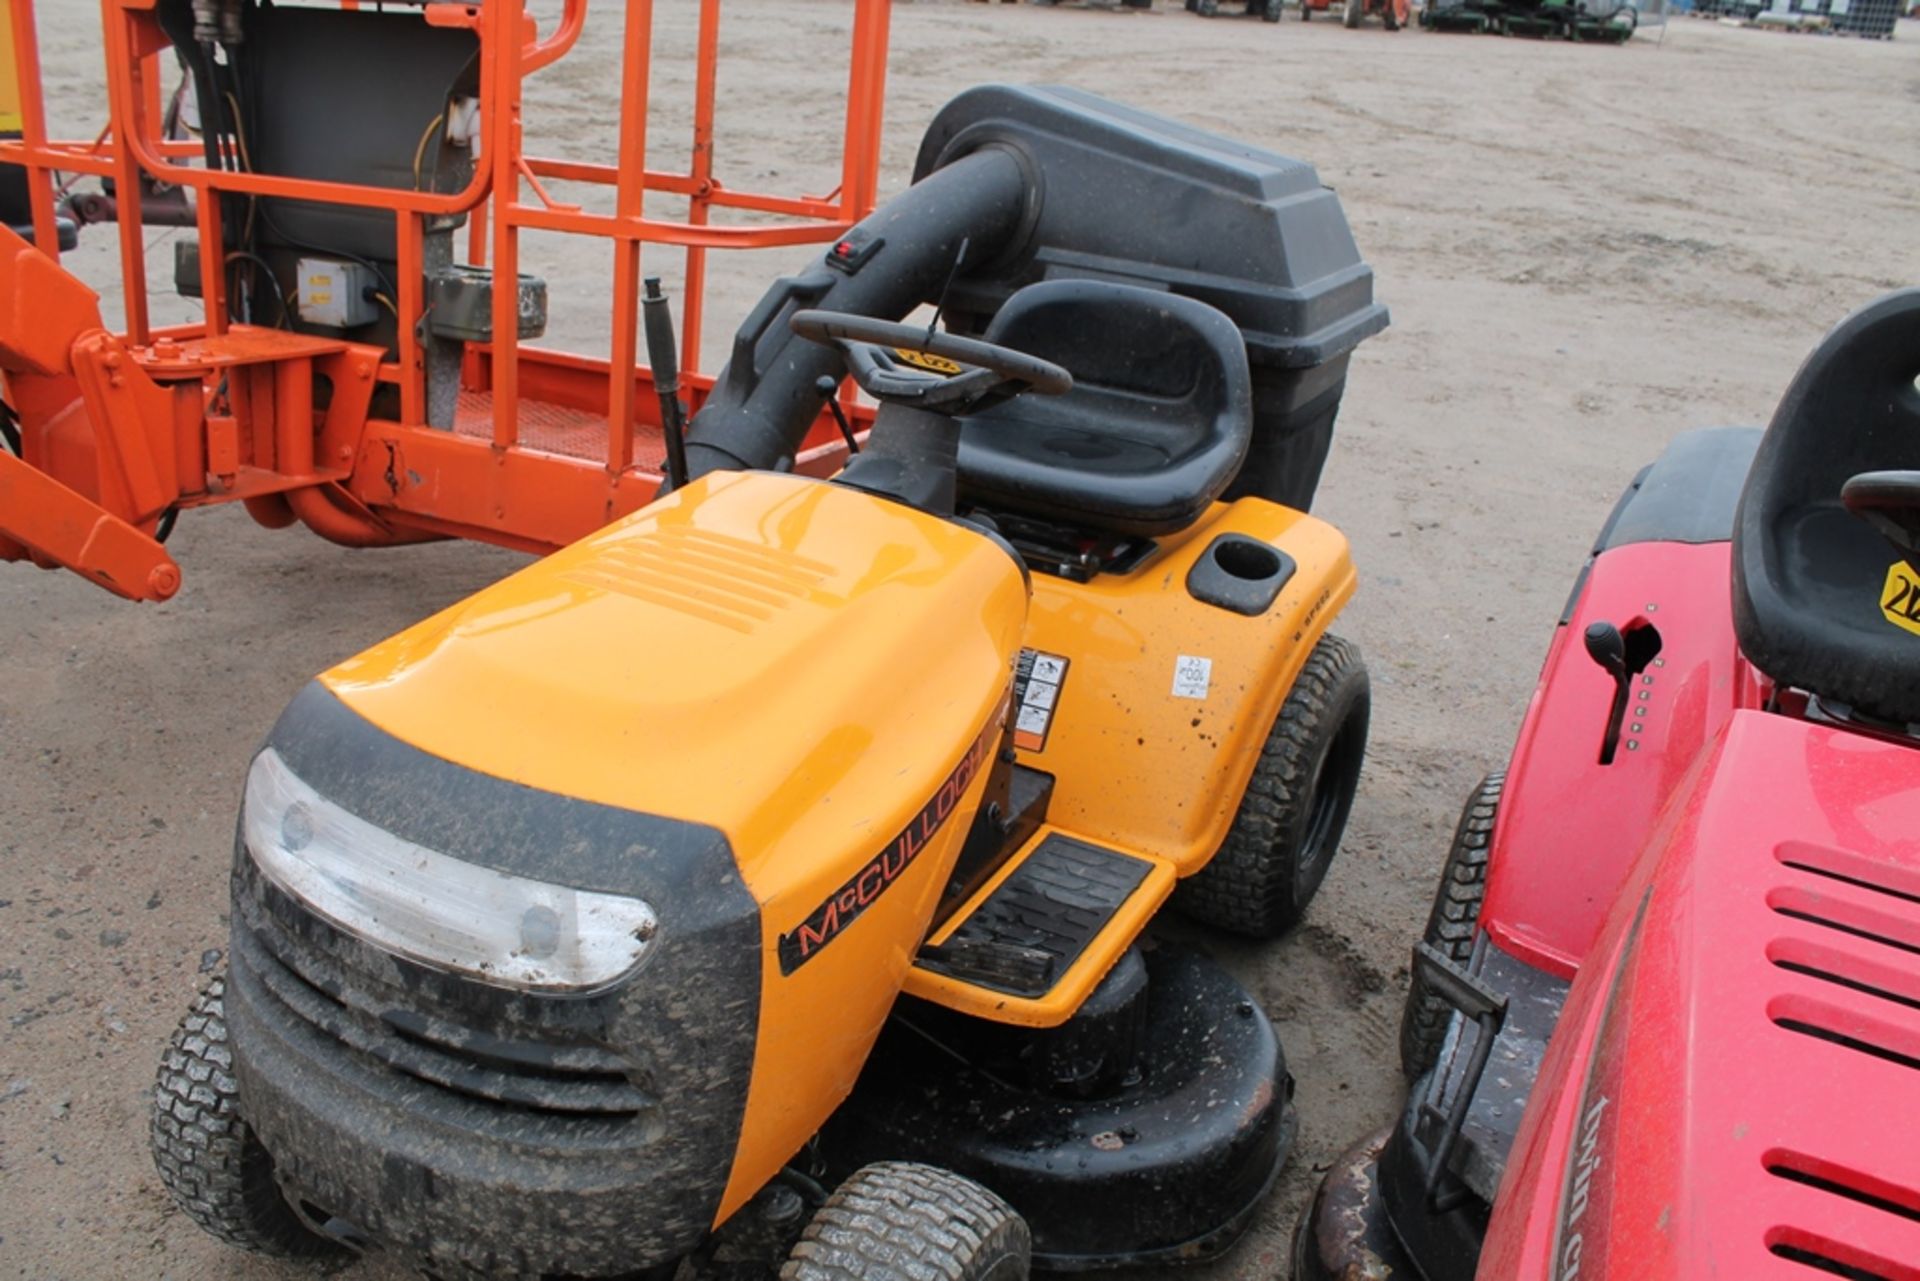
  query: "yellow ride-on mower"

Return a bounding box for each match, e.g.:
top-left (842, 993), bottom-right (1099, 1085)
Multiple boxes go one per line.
top-left (151, 88), bottom-right (1386, 1279)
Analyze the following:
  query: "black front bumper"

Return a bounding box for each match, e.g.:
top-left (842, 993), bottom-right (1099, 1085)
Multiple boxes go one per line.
top-left (228, 924), bottom-right (687, 1277)
top-left (225, 684), bottom-right (765, 1277)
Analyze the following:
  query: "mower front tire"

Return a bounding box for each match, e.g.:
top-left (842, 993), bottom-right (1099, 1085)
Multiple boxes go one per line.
top-left (1344, 0), bottom-right (1365, 27)
top-left (1398, 771), bottom-right (1502, 1080)
top-left (782, 1162), bottom-right (1030, 1281)
top-left (150, 976), bottom-right (341, 1261)
top-left (1176, 634), bottom-right (1371, 939)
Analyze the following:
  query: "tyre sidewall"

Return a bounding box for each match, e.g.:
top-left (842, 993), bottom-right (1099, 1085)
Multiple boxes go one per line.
top-left (1279, 653), bottom-right (1370, 914)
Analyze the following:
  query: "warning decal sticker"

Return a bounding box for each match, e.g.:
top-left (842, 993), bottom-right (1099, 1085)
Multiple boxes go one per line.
top-left (1880, 561), bottom-right (1920, 637)
top-left (1013, 649), bottom-right (1070, 753)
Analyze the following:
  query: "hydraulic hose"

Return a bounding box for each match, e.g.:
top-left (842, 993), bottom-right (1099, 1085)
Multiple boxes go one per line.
top-left (682, 145), bottom-right (1032, 480)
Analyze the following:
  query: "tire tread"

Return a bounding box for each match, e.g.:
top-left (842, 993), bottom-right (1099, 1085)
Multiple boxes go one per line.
top-left (150, 976), bottom-right (338, 1259)
top-left (1397, 771), bottom-right (1503, 1080)
top-left (781, 1162), bottom-right (1029, 1281)
top-left (1176, 633), bottom-right (1370, 939)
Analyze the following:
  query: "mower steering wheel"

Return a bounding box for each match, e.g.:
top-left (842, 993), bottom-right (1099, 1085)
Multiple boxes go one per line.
top-left (790, 310), bottom-right (1072, 415)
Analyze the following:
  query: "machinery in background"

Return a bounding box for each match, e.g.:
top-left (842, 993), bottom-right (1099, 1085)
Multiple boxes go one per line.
top-left (0, 1), bottom-right (1390, 606)
top-left (1299, 0), bottom-right (1411, 29)
top-left (0, 0), bottom-right (892, 602)
top-left (1420, 0), bottom-right (1642, 38)
top-left (1189, 0), bottom-right (1288, 22)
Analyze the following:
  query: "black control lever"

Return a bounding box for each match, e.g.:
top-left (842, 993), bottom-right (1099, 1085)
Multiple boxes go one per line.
top-left (643, 277), bottom-right (690, 492)
top-left (813, 375), bottom-right (861, 456)
top-left (1585, 619), bottom-right (1661, 765)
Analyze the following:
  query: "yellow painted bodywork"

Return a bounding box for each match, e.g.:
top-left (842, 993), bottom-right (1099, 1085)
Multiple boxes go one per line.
top-left (321, 470), bottom-right (1028, 1226)
top-left (901, 496), bottom-right (1355, 1028)
top-left (1017, 497), bottom-right (1355, 873)
top-left (313, 471), bottom-right (1352, 1226)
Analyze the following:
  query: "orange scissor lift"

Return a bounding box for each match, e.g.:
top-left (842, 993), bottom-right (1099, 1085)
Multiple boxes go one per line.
top-left (0, 0), bottom-right (889, 603)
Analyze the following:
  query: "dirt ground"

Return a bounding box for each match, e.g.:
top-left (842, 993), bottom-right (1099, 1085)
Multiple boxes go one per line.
top-left (2, 2), bottom-right (1917, 1277)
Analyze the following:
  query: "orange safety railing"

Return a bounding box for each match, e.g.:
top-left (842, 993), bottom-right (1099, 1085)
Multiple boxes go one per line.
top-left (0, 0), bottom-right (891, 598)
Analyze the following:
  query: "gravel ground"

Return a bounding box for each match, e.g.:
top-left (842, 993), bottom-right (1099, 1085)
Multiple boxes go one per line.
top-left (2, 2), bottom-right (1916, 1277)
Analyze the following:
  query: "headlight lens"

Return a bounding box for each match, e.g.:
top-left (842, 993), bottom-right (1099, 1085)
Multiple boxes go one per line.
top-left (243, 747), bottom-right (658, 992)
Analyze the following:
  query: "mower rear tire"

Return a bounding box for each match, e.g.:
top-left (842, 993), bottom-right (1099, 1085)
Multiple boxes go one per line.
top-left (1345, 0), bottom-right (1364, 26)
top-left (1176, 634), bottom-right (1371, 939)
top-left (1398, 771), bottom-right (1502, 1081)
top-left (782, 1162), bottom-right (1030, 1281)
top-left (150, 976), bottom-right (341, 1260)
top-left (1263, 0), bottom-right (1285, 20)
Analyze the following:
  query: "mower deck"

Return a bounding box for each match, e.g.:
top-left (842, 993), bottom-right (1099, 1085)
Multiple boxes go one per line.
top-left (823, 945), bottom-right (1296, 1272)
top-left (1291, 1129), bottom-right (1415, 1281)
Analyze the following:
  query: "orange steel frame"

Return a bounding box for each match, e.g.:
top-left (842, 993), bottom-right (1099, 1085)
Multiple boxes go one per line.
top-left (0, 0), bottom-right (890, 601)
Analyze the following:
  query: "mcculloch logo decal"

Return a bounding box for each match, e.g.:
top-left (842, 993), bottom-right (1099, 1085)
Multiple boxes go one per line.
top-left (777, 710), bottom-right (1003, 975)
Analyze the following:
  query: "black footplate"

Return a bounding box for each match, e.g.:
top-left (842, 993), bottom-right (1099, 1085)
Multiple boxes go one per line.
top-left (918, 835), bottom-right (1151, 997)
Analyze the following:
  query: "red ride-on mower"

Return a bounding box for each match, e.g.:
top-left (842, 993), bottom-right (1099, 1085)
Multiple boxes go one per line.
top-left (1296, 288), bottom-right (1920, 1281)
top-left (1300, 0), bottom-right (1410, 28)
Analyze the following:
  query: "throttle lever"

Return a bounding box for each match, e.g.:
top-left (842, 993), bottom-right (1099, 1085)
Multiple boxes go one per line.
top-left (813, 376), bottom-right (861, 456)
top-left (1585, 619), bottom-right (1661, 765)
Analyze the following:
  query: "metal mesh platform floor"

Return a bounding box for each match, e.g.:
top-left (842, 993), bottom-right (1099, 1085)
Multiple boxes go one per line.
top-left (453, 391), bottom-right (670, 470)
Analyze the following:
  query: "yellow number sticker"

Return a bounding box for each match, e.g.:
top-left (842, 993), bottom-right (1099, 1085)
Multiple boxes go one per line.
top-left (1880, 561), bottom-right (1920, 637)
top-left (893, 347), bottom-right (964, 377)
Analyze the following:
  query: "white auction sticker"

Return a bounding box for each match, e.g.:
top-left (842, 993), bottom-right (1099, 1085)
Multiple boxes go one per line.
top-left (1172, 655), bottom-right (1213, 700)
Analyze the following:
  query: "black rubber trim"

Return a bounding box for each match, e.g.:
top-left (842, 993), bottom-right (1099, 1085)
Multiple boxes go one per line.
top-left (231, 682), bottom-right (762, 1274)
top-left (1560, 426), bottom-right (1761, 624)
top-left (1557, 560), bottom-right (1594, 629)
top-left (1186, 533), bottom-right (1296, 616)
top-left (1599, 426), bottom-right (1762, 551)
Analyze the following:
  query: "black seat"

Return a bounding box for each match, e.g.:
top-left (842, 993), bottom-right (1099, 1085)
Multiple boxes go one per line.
top-left (1732, 288), bottom-right (1920, 725)
top-left (956, 281), bottom-right (1252, 537)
